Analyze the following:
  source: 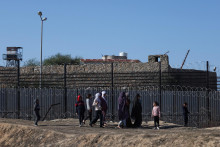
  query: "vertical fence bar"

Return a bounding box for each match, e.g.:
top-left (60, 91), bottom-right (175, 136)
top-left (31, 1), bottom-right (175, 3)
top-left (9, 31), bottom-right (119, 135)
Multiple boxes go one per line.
top-left (17, 60), bottom-right (20, 119)
top-left (159, 61), bottom-right (162, 114)
top-left (173, 91), bottom-right (176, 122)
top-left (5, 88), bottom-right (8, 118)
top-left (206, 61), bottom-right (211, 124)
top-left (64, 64), bottom-right (67, 118)
top-left (197, 91), bottom-right (200, 127)
top-left (111, 62), bottom-right (114, 120)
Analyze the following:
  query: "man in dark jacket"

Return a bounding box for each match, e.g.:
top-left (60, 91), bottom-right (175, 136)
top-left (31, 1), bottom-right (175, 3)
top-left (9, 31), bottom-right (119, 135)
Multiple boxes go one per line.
top-left (34, 99), bottom-right (40, 126)
top-left (183, 102), bottom-right (190, 126)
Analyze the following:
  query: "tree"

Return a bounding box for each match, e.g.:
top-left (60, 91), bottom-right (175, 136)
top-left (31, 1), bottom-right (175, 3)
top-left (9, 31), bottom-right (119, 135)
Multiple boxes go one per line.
top-left (23, 58), bottom-right (40, 67)
top-left (43, 53), bottom-right (81, 65)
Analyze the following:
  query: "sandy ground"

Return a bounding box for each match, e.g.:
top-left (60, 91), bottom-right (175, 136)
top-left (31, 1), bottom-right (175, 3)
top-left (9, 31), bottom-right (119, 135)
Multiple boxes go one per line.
top-left (0, 118), bottom-right (219, 147)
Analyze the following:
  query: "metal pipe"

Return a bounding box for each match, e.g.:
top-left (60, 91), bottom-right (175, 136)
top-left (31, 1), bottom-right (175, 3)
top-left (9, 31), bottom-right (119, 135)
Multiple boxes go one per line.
top-left (40, 19), bottom-right (43, 88)
top-left (38, 11), bottom-right (47, 88)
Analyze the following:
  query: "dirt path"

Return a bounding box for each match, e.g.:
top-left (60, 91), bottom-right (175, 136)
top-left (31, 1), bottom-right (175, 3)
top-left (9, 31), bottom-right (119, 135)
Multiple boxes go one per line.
top-left (0, 118), bottom-right (219, 147)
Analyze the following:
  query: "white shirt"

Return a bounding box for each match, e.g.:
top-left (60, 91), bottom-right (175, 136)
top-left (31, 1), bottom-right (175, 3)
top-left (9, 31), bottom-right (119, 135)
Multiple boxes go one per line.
top-left (93, 97), bottom-right (102, 111)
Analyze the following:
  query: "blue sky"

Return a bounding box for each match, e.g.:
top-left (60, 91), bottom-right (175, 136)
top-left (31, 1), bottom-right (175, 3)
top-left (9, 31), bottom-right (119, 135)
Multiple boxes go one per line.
top-left (0, 0), bottom-right (220, 70)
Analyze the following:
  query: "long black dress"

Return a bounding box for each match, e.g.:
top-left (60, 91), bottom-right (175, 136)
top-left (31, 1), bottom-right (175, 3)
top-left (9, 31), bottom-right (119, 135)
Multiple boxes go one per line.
top-left (131, 98), bottom-right (142, 128)
top-left (125, 98), bottom-right (133, 128)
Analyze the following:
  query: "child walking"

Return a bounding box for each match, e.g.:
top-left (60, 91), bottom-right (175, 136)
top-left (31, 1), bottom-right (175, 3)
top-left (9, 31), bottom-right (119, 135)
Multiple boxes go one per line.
top-left (75, 95), bottom-right (85, 127)
top-left (152, 101), bottom-right (160, 130)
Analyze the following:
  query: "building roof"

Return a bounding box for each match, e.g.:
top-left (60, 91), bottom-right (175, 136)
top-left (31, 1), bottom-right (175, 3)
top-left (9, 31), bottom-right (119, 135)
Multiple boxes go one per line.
top-left (80, 59), bottom-right (140, 63)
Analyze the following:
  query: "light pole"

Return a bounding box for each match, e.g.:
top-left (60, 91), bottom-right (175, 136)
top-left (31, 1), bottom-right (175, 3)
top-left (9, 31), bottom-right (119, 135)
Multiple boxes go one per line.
top-left (38, 11), bottom-right (47, 88)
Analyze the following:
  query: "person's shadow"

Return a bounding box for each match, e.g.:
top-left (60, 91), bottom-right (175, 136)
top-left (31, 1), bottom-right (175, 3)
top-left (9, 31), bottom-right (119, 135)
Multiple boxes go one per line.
top-left (159, 125), bottom-right (183, 129)
top-left (39, 125), bottom-right (73, 127)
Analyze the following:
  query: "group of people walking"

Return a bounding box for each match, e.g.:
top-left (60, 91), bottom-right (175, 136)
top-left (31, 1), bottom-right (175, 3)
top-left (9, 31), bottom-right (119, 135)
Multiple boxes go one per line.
top-left (75, 91), bottom-right (108, 127)
top-left (34, 92), bottom-right (190, 129)
top-left (75, 91), bottom-right (162, 129)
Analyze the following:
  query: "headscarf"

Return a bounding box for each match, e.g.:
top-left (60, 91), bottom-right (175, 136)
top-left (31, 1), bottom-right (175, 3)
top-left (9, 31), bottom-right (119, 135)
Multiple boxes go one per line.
top-left (118, 92), bottom-right (127, 120)
top-left (95, 93), bottom-right (101, 99)
top-left (131, 94), bottom-right (142, 118)
top-left (102, 91), bottom-right (106, 97)
top-left (100, 91), bottom-right (107, 111)
top-left (133, 94), bottom-right (140, 106)
top-left (77, 95), bottom-right (82, 102)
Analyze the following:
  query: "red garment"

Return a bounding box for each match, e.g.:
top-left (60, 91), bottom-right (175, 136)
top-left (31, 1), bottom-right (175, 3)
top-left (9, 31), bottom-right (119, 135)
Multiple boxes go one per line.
top-left (75, 95), bottom-right (82, 106)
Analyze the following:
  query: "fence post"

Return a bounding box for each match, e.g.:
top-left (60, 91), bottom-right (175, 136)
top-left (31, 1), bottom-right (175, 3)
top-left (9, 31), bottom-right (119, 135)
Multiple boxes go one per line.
top-left (111, 62), bottom-right (114, 120)
top-left (173, 92), bottom-right (176, 123)
top-left (64, 64), bottom-right (67, 118)
top-left (206, 61), bottom-right (211, 124)
top-left (197, 92), bottom-right (200, 127)
top-left (17, 60), bottom-right (20, 119)
top-left (159, 61), bottom-right (162, 114)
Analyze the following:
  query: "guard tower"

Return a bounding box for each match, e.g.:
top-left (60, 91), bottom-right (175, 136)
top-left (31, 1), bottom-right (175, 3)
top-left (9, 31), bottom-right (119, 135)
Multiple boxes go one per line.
top-left (2, 47), bottom-right (23, 67)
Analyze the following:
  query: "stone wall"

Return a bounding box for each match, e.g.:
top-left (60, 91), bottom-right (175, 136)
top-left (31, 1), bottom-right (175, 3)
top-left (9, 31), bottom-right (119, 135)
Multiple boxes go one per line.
top-left (19, 62), bottom-right (166, 74)
top-left (19, 54), bottom-right (170, 74)
top-left (0, 54), bottom-right (217, 89)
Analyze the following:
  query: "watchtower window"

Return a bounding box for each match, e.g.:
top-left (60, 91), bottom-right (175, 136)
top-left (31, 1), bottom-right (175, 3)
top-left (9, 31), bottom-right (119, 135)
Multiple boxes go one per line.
top-left (155, 57), bottom-right (160, 62)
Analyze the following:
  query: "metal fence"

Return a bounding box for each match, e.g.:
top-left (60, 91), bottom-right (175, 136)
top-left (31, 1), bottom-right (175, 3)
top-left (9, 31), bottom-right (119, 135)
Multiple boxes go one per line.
top-left (0, 85), bottom-right (220, 128)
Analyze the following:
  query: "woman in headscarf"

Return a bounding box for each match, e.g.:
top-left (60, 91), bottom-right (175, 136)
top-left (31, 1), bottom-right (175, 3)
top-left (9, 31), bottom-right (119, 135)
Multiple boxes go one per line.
top-left (125, 92), bottom-right (133, 128)
top-left (131, 94), bottom-right (142, 128)
top-left (117, 92), bottom-right (128, 128)
top-left (89, 93), bottom-right (104, 128)
top-left (75, 95), bottom-right (85, 127)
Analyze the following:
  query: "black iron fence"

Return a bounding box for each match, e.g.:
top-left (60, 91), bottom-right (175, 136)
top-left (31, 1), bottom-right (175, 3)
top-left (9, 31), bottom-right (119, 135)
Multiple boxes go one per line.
top-left (0, 85), bottom-right (220, 128)
top-left (0, 62), bottom-right (220, 127)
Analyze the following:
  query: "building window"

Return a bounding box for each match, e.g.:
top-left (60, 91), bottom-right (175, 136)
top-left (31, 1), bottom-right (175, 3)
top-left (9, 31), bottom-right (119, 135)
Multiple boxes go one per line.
top-left (155, 57), bottom-right (160, 62)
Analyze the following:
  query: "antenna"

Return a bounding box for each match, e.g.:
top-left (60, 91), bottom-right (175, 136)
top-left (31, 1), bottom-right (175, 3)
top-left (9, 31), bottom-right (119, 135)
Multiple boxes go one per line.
top-left (180, 49), bottom-right (190, 69)
top-left (164, 51), bottom-right (169, 55)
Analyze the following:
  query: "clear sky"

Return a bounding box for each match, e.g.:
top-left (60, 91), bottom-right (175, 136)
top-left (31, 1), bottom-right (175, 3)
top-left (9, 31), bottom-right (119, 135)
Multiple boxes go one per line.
top-left (0, 0), bottom-right (219, 71)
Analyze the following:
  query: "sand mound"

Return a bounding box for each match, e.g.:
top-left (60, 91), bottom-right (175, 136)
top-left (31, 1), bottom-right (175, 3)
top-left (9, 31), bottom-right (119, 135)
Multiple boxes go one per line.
top-left (0, 119), bottom-right (219, 147)
top-left (0, 123), bottom-right (67, 146)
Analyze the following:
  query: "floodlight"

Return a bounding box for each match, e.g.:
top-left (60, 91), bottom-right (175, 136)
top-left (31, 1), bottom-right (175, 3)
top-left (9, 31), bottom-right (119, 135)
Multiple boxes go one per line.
top-left (42, 17), bottom-right (47, 21)
top-left (38, 11), bottom-right (42, 16)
